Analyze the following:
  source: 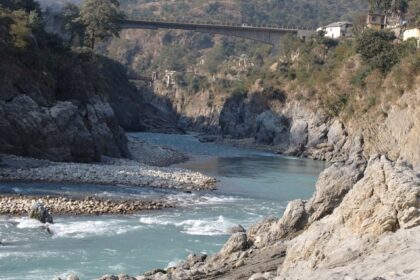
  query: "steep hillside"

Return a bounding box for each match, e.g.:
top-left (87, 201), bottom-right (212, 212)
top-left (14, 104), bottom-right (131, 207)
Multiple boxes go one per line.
top-left (121, 0), bottom-right (367, 27)
top-left (103, 0), bottom-right (368, 84)
top-left (0, 4), bottom-right (178, 162)
top-left (101, 0), bottom-right (419, 165)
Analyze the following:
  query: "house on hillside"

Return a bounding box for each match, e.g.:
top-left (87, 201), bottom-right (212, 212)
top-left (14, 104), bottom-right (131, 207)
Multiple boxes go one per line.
top-left (366, 13), bottom-right (386, 30)
top-left (403, 28), bottom-right (420, 48)
top-left (316, 22), bottom-right (353, 39)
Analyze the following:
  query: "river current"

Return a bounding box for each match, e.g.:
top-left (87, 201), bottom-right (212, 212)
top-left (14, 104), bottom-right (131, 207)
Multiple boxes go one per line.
top-left (0, 133), bottom-right (325, 279)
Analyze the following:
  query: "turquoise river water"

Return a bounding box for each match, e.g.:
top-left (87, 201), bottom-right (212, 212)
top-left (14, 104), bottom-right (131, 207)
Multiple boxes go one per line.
top-left (0, 133), bottom-right (326, 279)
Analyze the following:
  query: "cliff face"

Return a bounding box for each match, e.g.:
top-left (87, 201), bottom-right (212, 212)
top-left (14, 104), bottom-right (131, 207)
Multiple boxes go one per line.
top-left (89, 56), bottom-right (181, 134)
top-left (0, 4), bottom-right (183, 162)
top-left (126, 47), bottom-right (420, 280)
top-left (131, 85), bottom-right (420, 279)
top-left (0, 49), bottom-right (129, 162)
top-left (0, 95), bottom-right (127, 162)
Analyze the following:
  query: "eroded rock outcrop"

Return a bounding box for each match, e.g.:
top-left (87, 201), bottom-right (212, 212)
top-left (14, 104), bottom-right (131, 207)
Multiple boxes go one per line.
top-left (0, 95), bottom-right (128, 162)
top-left (278, 155), bottom-right (420, 279)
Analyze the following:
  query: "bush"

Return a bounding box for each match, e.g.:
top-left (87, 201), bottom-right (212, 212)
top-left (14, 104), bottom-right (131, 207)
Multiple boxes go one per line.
top-left (356, 29), bottom-right (400, 73)
top-left (350, 66), bottom-right (371, 88)
top-left (322, 92), bottom-right (348, 117)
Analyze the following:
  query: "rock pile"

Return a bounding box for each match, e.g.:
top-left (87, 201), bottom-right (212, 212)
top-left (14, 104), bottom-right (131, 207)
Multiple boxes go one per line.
top-left (1, 195), bottom-right (175, 216)
top-left (128, 137), bottom-right (188, 167)
top-left (0, 155), bottom-right (217, 191)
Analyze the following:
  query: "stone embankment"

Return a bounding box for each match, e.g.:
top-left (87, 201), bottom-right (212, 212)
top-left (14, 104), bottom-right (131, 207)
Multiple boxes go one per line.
top-left (0, 154), bottom-right (217, 191)
top-left (1, 195), bottom-right (175, 216)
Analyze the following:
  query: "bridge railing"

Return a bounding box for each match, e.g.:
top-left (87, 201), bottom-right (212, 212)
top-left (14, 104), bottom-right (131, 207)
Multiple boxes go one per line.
top-left (124, 13), bottom-right (315, 31)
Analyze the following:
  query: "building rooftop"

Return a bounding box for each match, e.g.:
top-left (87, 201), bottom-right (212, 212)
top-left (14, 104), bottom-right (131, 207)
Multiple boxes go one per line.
top-left (324, 21), bottom-right (353, 28)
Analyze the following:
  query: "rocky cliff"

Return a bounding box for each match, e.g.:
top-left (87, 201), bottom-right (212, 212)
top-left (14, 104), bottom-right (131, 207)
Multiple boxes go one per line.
top-left (125, 83), bottom-right (420, 278)
top-left (0, 6), bottom-right (180, 162)
top-left (108, 50), bottom-right (420, 280)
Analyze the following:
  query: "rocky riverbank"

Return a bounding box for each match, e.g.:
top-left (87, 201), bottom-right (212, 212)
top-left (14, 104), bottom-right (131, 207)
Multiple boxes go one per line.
top-left (0, 154), bottom-right (217, 191)
top-left (99, 154), bottom-right (420, 280)
top-left (0, 195), bottom-right (175, 216)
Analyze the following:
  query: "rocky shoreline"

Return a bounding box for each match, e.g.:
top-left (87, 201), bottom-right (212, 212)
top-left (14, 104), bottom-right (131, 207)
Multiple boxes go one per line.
top-left (94, 86), bottom-right (420, 279)
top-left (0, 195), bottom-right (175, 216)
top-left (0, 154), bottom-right (217, 192)
top-left (97, 155), bottom-right (420, 280)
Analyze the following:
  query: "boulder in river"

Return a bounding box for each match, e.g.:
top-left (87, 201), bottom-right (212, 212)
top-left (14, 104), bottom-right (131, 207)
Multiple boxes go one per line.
top-left (29, 201), bottom-right (53, 224)
top-left (228, 224), bottom-right (246, 234)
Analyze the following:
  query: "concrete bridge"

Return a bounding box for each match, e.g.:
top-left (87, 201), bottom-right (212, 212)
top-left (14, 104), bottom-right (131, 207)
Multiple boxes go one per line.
top-left (120, 16), bottom-right (315, 45)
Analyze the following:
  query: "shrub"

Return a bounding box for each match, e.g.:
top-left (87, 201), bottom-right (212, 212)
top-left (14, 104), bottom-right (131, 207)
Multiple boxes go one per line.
top-left (350, 66), bottom-right (371, 88)
top-left (322, 92), bottom-right (348, 117)
top-left (356, 29), bottom-right (400, 73)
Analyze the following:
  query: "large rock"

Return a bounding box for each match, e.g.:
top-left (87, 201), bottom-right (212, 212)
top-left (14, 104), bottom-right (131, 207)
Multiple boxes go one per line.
top-left (0, 95), bottom-right (128, 162)
top-left (306, 140), bottom-right (367, 223)
top-left (219, 92), bottom-right (269, 139)
top-left (248, 143), bottom-right (366, 248)
top-left (219, 232), bottom-right (249, 257)
top-left (254, 111), bottom-right (290, 147)
top-left (279, 156), bottom-right (420, 279)
top-left (290, 119), bottom-right (308, 148)
top-left (28, 201), bottom-right (53, 224)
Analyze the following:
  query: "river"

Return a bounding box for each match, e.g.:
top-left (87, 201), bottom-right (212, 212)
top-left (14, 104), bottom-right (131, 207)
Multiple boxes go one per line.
top-left (0, 133), bottom-right (326, 279)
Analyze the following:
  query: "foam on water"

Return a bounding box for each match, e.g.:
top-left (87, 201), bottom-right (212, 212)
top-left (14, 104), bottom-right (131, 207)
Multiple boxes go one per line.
top-left (49, 220), bottom-right (143, 239)
top-left (0, 250), bottom-right (60, 261)
top-left (13, 217), bottom-right (45, 229)
top-left (167, 258), bottom-right (183, 268)
top-left (0, 133), bottom-right (325, 279)
top-left (166, 192), bottom-right (249, 207)
top-left (139, 215), bottom-right (236, 236)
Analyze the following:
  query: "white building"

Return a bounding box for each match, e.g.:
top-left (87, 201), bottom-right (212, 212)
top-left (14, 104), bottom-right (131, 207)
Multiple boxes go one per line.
top-left (163, 70), bottom-right (177, 88)
top-left (403, 28), bottom-right (420, 48)
top-left (317, 21), bottom-right (353, 39)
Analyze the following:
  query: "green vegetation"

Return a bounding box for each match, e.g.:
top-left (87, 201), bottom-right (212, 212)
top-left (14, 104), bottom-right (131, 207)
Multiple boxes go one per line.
top-left (0, 0), bottom-right (135, 104)
top-left (79, 0), bottom-right (123, 48)
top-left (121, 0), bottom-right (367, 28)
top-left (99, 0), bottom-right (419, 120)
top-left (61, 3), bottom-right (85, 46)
top-left (369, 0), bottom-right (408, 14)
top-left (407, 0), bottom-right (420, 25)
top-left (356, 29), bottom-right (399, 73)
top-left (1, 0), bottom-right (40, 13)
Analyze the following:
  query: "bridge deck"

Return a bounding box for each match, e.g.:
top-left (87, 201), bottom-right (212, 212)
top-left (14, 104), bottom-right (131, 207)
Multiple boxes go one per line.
top-left (120, 16), bottom-right (315, 45)
top-left (122, 17), bottom-right (303, 33)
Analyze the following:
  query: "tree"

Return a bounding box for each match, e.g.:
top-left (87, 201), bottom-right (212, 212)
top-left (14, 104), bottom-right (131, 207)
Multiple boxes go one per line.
top-left (1, 0), bottom-right (40, 13)
top-left (356, 29), bottom-right (400, 73)
top-left (62, 3), bottom-right (85, 46)
top-left (79, 0), bottom-right (123, 49)
top-left (407, 0), bottom-right (420, 25)
top-left (369, 0), bottom-right (408, 16)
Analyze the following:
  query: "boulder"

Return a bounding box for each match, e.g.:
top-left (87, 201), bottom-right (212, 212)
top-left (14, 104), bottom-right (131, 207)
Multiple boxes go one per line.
top-left (228, 224), bottom-right (246, 234)
top-left (280, 156), bottom-right (420, 278)
top-left (219, 232), bottom-right (249, 256)
top-left (29, 201), bottom-right (53, 224)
